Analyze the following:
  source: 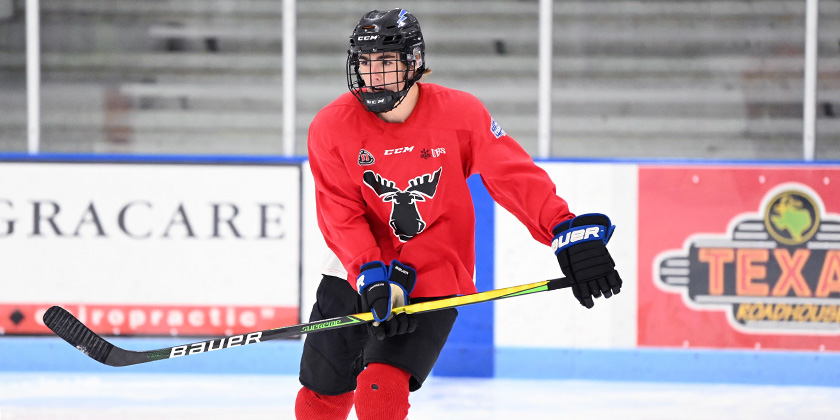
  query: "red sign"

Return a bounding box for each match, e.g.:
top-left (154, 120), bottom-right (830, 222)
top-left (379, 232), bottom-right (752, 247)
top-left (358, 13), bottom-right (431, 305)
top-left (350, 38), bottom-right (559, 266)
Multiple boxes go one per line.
top-left (0, 303), bottom-right (298, 337)
top-left (638, 165), bottom-right (840, 351)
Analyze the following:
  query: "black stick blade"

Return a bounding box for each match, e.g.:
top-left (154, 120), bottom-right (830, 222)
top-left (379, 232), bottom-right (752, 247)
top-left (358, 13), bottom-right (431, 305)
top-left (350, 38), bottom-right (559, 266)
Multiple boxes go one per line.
top-left (43, 306), bottom-right (114, 364)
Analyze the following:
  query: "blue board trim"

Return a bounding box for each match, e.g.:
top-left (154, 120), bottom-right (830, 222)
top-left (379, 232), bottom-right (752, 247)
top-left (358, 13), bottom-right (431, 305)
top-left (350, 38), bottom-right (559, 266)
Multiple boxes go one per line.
top-left (0, 337), bottom-right (303, 374)
top-left (3, 152), bottom-right (836, 167)
top-left (8, 338), bottom-right (840, 387)
top-left (496, 347), bottom-right (840, 387)
top-left (0, 152), bottom-right (305, 165)
top-left (432, 175), bottom-right (495, 377)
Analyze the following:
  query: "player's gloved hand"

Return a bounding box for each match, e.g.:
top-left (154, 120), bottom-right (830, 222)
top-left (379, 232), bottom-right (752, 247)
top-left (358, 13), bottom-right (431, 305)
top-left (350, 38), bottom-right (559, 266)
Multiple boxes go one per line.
top-left (552, 213), bottom-right (622, 309)
top-left (357, 260), bottom-right (418, 340)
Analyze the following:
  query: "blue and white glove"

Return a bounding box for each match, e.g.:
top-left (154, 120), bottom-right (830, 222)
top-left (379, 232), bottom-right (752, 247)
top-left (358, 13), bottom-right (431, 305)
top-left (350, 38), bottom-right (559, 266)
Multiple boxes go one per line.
top-left (357, 260), bottom-right (418, 340)
top-left (552, 213), bottom-right (622, 308)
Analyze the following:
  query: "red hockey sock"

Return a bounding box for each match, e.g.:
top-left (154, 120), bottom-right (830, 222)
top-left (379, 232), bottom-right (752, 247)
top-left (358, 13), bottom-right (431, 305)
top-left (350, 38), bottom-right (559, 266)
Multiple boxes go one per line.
top-left (295, 387), bottom-right (355, 420)
top-left (354, 363), bottom-right (411, 420)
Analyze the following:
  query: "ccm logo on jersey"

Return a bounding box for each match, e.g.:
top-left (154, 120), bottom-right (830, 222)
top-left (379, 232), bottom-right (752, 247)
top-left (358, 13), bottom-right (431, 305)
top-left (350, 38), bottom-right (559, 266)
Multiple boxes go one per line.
top-left (384, 146), bottom-right (414, 155)
top-left (551, 226), bottom-right (605, 253)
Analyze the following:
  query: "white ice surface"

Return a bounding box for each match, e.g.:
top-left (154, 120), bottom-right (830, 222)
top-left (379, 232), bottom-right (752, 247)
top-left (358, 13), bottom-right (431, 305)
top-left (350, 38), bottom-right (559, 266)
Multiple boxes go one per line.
top-left (1, 372), bottom-right (838, 419)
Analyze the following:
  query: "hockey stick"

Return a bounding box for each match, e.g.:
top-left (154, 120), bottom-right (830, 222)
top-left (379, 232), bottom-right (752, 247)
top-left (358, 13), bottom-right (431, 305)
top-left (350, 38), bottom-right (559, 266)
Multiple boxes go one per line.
top-left (43, 276), bottom-right (572, 367)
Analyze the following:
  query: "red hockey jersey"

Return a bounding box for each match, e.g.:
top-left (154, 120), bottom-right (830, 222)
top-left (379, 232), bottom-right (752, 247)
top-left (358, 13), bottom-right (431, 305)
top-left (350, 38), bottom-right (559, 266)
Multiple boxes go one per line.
top-left (308, 83), bottom-right (574, 297)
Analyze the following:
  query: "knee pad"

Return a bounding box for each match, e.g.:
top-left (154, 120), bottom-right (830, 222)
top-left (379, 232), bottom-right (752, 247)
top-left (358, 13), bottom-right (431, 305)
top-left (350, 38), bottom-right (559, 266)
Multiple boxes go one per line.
top-left (354, 363), bottom-right (411, 420)
top-left (295, 387), bottom-right (354, 420)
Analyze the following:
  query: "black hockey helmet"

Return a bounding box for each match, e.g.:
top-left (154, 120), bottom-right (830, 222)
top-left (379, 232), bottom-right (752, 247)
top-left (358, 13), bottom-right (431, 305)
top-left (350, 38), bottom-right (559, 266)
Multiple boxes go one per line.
top-left (346, 8), bottom-right (426, 113)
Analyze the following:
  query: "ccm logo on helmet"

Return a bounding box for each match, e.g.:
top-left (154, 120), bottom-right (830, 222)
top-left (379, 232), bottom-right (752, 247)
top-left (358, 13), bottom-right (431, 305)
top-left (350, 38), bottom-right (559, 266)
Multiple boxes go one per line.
top-left (358, 35), bottom-right (379, 41)
top-left (552, 226), bottom-right (603, 253)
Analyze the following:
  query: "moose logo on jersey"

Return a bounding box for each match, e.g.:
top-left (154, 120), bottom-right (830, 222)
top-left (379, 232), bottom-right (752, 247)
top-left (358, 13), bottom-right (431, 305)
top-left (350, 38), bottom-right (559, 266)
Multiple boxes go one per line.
top-left (363, 168), bottom-right (443, 242)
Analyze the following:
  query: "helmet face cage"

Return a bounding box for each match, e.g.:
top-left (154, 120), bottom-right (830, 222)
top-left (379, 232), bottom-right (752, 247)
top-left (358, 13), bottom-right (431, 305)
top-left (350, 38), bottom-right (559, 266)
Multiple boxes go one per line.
top-left (346, 9), bottom-right (426, 113)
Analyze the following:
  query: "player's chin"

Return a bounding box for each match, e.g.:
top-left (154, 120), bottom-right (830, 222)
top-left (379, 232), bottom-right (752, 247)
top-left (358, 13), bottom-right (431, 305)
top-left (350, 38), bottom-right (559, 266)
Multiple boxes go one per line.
top-left (365, 84), bottom-right (402, 92)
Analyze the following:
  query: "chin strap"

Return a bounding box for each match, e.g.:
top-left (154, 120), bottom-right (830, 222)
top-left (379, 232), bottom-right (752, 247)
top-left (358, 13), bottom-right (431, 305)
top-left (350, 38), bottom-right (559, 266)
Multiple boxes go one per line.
top-left (359, 89), bottom-right (407, 113)
top-left (356, 67), bottom-right (422, 113)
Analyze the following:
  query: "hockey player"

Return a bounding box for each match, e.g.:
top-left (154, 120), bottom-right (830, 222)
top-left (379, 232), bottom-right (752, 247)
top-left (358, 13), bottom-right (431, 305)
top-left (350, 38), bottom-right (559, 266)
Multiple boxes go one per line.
top-left (296, 8), bottom-right (622, 420)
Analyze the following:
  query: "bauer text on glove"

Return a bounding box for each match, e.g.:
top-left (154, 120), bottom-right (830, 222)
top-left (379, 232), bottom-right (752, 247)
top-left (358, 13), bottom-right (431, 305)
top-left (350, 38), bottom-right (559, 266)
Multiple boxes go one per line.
top-left (552, 213), bottom-right (622, 309)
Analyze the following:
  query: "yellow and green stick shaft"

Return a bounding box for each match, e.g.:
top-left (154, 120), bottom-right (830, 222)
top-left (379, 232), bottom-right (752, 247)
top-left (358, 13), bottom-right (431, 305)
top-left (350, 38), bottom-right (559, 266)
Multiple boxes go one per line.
top-left (44, 277), bottom-right (572, 367)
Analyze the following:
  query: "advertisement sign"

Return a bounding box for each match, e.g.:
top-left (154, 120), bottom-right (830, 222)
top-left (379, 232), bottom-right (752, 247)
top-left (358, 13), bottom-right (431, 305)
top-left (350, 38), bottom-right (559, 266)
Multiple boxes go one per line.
top-left (639, 166), bottom-right (840, 351)
top-left (0, 162), bottom-right (301, 337)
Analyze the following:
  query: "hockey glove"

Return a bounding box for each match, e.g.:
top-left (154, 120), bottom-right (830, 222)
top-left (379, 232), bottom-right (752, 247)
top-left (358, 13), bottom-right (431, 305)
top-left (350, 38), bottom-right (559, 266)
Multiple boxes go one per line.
top-left (357, 260), bottom-right (419, 340)
top-left (552, 213), bottom-right (622, 309)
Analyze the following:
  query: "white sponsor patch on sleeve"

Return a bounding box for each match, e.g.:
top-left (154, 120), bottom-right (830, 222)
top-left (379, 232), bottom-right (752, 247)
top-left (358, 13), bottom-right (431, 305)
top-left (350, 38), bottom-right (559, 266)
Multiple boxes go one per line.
top-left (490, 118), bottom-right (506, 139)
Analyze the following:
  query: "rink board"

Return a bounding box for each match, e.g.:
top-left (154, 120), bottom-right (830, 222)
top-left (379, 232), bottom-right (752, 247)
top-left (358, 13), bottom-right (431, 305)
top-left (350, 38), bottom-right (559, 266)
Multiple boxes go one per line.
top-left (1, 154), bottom-right (839, 386)
top-left (0, 157), bottom-right (303, 339)
top-left (494, 162), bottom-right (840, 354)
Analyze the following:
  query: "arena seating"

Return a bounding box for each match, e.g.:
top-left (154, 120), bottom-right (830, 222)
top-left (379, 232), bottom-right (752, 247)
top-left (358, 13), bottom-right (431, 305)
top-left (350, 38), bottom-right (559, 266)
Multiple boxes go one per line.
top-left (0, 0), bottom-right (837, 159)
